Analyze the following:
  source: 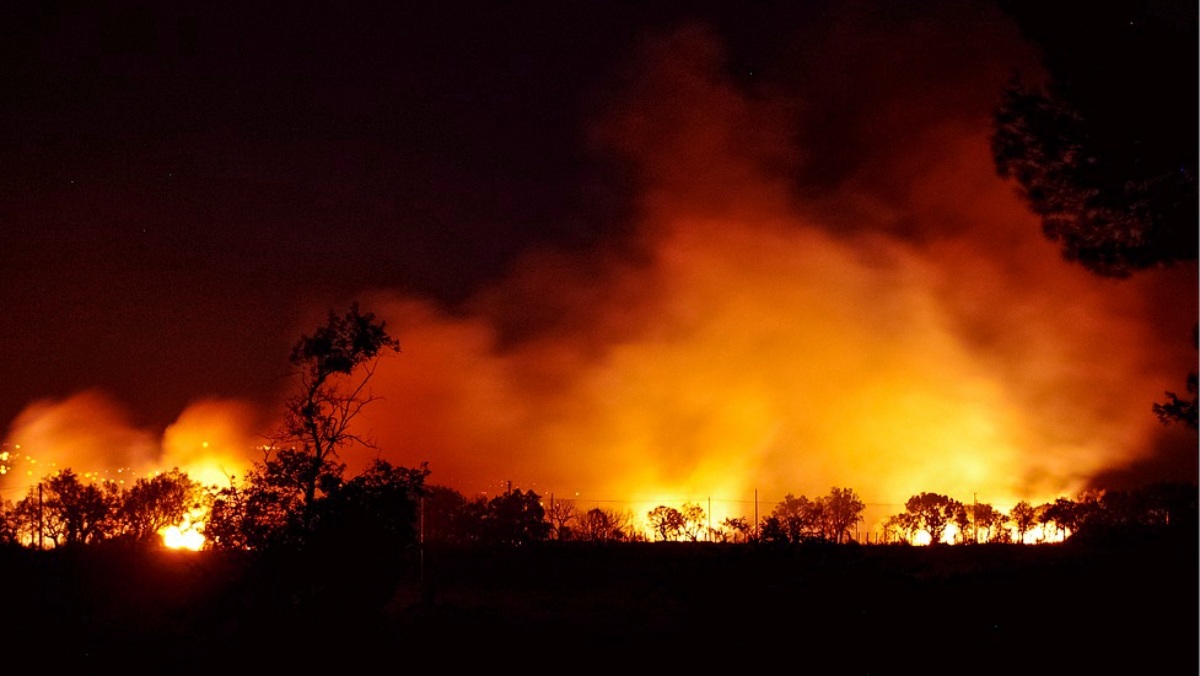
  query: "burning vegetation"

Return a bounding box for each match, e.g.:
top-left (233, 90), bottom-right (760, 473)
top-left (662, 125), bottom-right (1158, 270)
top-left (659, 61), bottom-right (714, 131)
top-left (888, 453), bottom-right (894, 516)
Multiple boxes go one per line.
top-left (1, 10), bottom-right (1194, 556)
top-left (0, 294), bottom-right (1190, 551)
top-left (0, 440), bottom-right (1192, 552)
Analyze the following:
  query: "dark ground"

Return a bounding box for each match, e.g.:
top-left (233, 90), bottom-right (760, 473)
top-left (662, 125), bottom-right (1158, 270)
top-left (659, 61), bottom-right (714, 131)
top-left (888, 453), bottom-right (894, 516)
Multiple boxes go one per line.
top-left (2, 534), bottom-right (1195, 674)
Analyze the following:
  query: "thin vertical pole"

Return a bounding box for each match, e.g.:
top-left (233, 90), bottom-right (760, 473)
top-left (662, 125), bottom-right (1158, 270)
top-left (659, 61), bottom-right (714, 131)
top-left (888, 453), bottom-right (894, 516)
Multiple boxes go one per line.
top-left (754, 489), bottom-right (759, 539)
top-left (973, 492), bottom-right (978, 544)
top-left (419, 495), bottom-right (425, 591)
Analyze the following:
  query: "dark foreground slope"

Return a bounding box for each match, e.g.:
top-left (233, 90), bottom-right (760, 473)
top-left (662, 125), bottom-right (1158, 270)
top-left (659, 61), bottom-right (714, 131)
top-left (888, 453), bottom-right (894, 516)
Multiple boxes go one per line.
top-left (1, 533), bottom-right (1194, 674)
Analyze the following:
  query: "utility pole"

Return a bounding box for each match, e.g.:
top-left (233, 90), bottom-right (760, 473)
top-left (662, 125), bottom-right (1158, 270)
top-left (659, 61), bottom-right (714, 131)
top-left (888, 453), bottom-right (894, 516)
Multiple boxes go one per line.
top-left (38, 483), bottom-right (43, 551)
top-left (973, 492), bottom-right (978, 544)
top-left (707, 497), bottom-right (711, 541)
top-left (754, 489), bottom-right (759, 539)
top-left (418, 495), bottom-right (425, 590)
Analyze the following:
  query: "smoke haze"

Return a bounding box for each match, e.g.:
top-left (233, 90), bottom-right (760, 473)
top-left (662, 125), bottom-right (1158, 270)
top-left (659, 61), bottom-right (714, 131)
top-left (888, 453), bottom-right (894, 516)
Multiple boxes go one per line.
top-left (3, 4), bottom-right (1195, 530)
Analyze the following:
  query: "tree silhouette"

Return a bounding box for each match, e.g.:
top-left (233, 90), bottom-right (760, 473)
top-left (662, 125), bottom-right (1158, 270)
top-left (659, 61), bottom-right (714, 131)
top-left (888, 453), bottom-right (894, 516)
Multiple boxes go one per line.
top-left (1073, 482), bottom-right (1199, 539)
top-left (203, 303), bottom-right (404, 551)
top-left (679, 502), bottom-right (707, 541)
top-left (881, 512), bottom-right (917, 544)
top-left (1041, 496), bottom-right (1084, 540)
top-left (903, 492), bottom-right (961, 545)
top-left (757, 516), bottom-right (789, 545)
top-left (545, 498), bottom-right (578, 540)
top-left (304, 459), bottom-right (428, 554)
top-left (577, 507), bottom-right (631, 542)
top-left (647, 505), bottom-right (685, 542)
top-left (770, 494), bottom-right (823, 542)
top-left (1154, 371), bottom-right (1199, 430)
top-left (712, 516), bottom-right (750, 543)
top-left (1135, 481), bottom-right (1198, 531)
top-left (991, 0), bottom-right (1197, 278)
top-left (993, 2), bottom-right (1198, 431)
top-left (419, 484), bottom-right (470, 544)
top-left (0, 499), bottom-right (15, 546)
top-left (1009, 501), bottom-right (1038, 543)
top-left (273, 303), bottom-right (400, 523)
top-left (24, 469), bottom-right (120, 546)
top-left (119, 468), bottom-right (205, 542)
top-left (822, 487), bottom-right (865, 543)
top-left (204, 478), bottom-right (254, 550)
top-left (953, 501), bottom-right (1010, 543)
top-left (241, 449), bottom-right (345, 549)
top-left (974, 503), bottom-right (1011, 543)
top-left (475, 488), bottom-right (550, 546)
top-left (1153, 325), bottom-right (1198, 430)
top-left (951, 501), bottom-right (973, 544)
top-left (1035, 500), bottom-right (1066, 541)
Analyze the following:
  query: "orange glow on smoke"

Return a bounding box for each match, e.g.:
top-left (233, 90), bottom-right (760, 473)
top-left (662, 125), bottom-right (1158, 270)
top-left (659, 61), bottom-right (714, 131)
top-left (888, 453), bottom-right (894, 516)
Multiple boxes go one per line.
top-left (345, 26), bottom-right (1194, 536)
top-left (1, 390), bottom-right (159, 488)
top-left (1, 397), bottom-right (265, 549)
top-left (1, 17), bottom-right (1194, 542)
top-left (159, 399), bottom-right (261, 489)
top-left (2, 396), bottom-right (261, 492)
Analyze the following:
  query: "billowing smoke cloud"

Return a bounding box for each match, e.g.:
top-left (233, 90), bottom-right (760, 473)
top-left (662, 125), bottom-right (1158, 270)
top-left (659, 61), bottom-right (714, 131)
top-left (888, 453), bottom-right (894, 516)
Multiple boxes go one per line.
top-left (1, 390), bottom-right (160, 491)
top-left (350, 17), bottom-right (1196, 529)
top-left (3, 7), bottom-right (1194, 534)
top-left (1, 393), bottom-right (266, 499)
top-left (160, 399), bottom-right (268, 488)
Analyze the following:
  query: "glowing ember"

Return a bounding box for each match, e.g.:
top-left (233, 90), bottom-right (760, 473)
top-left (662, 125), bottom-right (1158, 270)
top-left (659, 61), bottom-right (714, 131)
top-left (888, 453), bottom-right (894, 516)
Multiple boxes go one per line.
top-left (0, 16), bottom-right (1193, 536)
top-left (160, 523), bottom-right (205, 551)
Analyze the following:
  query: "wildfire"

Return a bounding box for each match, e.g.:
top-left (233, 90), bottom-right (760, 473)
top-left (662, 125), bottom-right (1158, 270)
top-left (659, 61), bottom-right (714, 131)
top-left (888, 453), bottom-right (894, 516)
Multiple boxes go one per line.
top-left (307, 26), bottom-right (1197, 531)
top-left (0, 21), bottom-right (1194, 549)
top-left (160, 507), bottom-right (208, 551)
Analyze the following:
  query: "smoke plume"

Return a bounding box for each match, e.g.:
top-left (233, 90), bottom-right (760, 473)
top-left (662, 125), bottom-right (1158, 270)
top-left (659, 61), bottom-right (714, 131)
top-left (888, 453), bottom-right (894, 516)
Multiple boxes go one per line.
top-left (4, 7), bottom-right (1194, 534)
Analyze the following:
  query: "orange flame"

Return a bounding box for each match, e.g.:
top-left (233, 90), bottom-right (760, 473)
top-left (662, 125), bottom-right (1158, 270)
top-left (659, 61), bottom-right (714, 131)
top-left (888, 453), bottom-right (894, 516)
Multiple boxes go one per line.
top-left (1, 17), bottom-right (1193, 542)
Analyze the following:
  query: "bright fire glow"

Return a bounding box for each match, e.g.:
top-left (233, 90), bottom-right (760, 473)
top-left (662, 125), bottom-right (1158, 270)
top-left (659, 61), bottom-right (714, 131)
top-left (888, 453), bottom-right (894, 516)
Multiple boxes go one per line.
top-left (160, 523), bottom-right (205, 551)
top-left (0, 20), bottom-right (1194, 538)
top-left (160, 399), bottom-right (260, 488)
top-left (160, 503), bottom-right (210, 551)
top-left (335, 27), bottom-right (1194, 526)
top-left (0, 398), bottom-right (262, 552)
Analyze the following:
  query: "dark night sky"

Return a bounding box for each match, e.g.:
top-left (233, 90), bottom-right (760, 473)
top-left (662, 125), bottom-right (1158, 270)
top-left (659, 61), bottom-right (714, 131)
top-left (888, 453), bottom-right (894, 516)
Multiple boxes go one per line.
top-left (1, 0), bottom-right (1195, 502)
top-left (1, 0), bottom-right (668, 426)
top-left (0, 0), bottom-right (874, 430)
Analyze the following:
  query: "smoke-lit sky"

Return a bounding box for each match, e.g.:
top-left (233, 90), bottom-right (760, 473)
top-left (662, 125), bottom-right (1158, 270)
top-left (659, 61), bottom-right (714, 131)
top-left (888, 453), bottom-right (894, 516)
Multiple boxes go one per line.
top-left (2, 0), bottom-right (1195, 522)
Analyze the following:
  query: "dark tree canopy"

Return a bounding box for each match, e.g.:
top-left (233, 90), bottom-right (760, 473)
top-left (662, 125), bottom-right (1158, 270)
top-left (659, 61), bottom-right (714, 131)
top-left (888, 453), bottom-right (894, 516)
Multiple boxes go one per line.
top-left (275, 303), bottom-right (401, 514)
top-left (1153, 371), bottom-right (1198, 430)
top-left (992, 0), bottom-right (1197, 277)
top-left (119, 469), bottom-right (205, 542)
top-left (476, 488), bottom-right (551, 546)
top-left (200, 303), bottom-right (415, 551)
top-left (309, 459), bottom-right (430, 552)
top-left (288, 302), bottom-right (401, 381)
top-left (904, 492), bottom-right (961, 545)
top-left (575, 506), bottom-right (632, 542)
top-left (647, 505), bottom-right (686, 542)
top-left (1153, 324), bottom-right (1199, 430)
